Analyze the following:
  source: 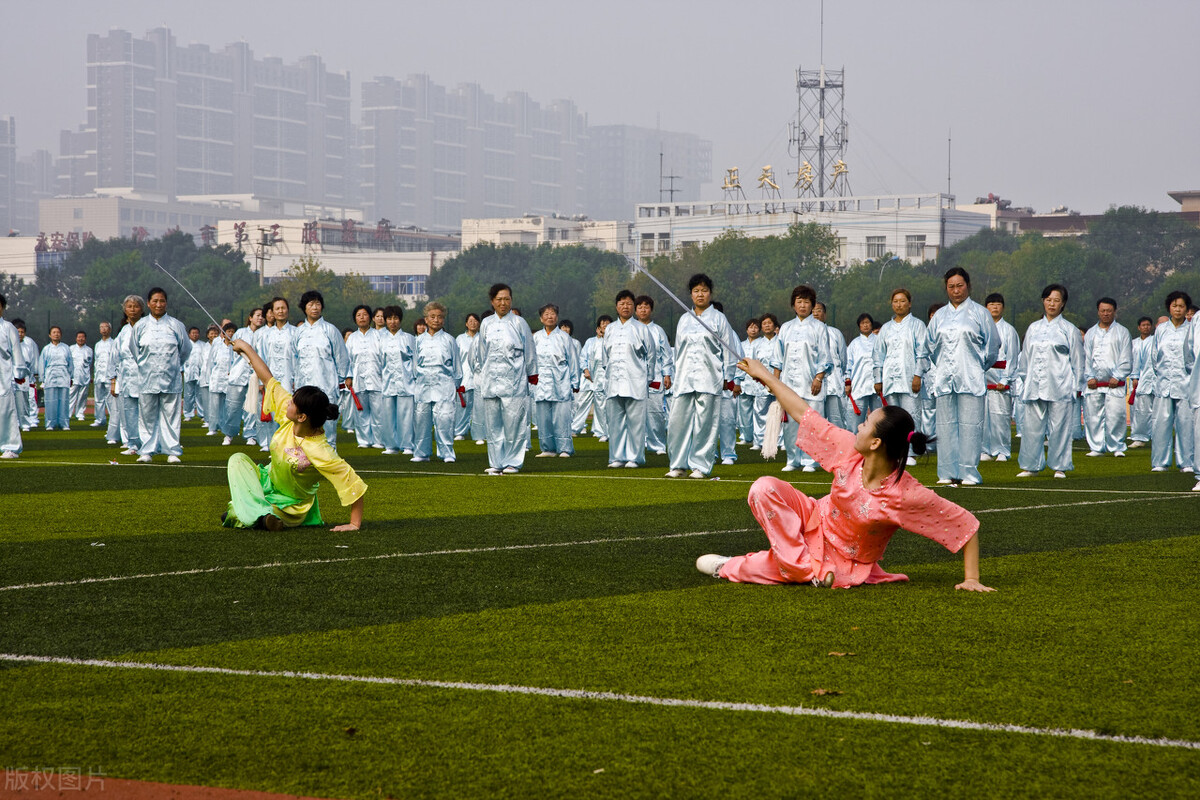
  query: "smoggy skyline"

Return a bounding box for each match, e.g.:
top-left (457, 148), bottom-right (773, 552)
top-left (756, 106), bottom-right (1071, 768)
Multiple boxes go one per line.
top-left (4, 0), bottom-right (1198, 215)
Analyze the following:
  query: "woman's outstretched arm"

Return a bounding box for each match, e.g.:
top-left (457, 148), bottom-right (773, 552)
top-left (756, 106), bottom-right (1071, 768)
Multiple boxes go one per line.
top-left (738, 357), bottom-right (812, 420)
top-left (955, 533), bottom-right (995, 592)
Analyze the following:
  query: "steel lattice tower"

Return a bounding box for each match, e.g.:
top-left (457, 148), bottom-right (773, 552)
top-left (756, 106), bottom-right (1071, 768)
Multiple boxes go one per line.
top-left (788, 66), bottom-right (850, 199)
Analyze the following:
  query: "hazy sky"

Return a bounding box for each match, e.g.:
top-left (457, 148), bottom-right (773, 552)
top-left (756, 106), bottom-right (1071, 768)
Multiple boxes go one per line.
top-left (4, 0), bottom-right (1198, 214)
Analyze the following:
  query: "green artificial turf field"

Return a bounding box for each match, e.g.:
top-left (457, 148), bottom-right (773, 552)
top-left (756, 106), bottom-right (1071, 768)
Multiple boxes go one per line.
top-left (1, 421), bottom-right (1198, 798)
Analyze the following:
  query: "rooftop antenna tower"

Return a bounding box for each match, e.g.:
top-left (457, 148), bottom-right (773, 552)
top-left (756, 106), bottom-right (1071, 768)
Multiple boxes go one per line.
top-left (787, 0), bottom-right (849, 204)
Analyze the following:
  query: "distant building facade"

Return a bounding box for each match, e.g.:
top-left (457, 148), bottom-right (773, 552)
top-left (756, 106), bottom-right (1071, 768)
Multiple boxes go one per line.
top-left (587, 125), bottom-right (712, 221)
top-left (460, 214), bottom-right (633, 254)
top-left (0, 117), bottom-right (15, 235)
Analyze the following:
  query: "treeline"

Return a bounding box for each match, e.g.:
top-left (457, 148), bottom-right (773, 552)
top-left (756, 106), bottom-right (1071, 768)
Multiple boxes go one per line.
top-left (0, 231), bottom-right (402, 334)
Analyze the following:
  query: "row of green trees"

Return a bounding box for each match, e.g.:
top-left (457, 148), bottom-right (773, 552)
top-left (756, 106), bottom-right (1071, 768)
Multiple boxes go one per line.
top-left (0, 232), bottom-right (402, 335)
top-left (3, 206), bottom-right (1197, 342)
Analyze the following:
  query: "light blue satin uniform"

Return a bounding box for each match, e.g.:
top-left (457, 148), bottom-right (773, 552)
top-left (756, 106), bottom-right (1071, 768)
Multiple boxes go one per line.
top-left (472, 312), bottom-right (537, 471)
top-left (93, 336), bottom-right (119, 427)
top-left (414, 329), bottom-right (462, 460)
top-left (111, 324), bottom-right (141, 450)
top-left (644, 321), bottom-right (673, 454)
top-left (602, 317), bottom-right (656, 464)
top-left (1129, 335), bottom-right (1156, 443)
top-left (18, 336), bottom-right (39, 428)
top-left (739, 335), bottom-right (781, 447)
top-left (846, 333), bottom-right (880, 428)
top-left (455, 331), bottom-right (484, 441)
top-left (927, 298), bottom-right (999, 482)
top-left (983, 317), bottom-right (1021, 458)
top-left (379, 327), bottom-right (417, 453)
top-left (823, 325), bottom-right (851, 430)
top-left (131, 313), bottom-right (192, 457)
top-left (873, 313), bottom-right (928, 427)
top-left (257, 323), bottom-right (298, 446)
top-left (293, 318), bottom-right (351, 446)
top-left (346, 328), bottom-right (384, 448)
top-left (532, 326), bottom-right (578, 455)
top-left (1184, 316), bottom-right (1200, 484)
top-left (667, 307), bottom-right (741, 475)
top-left (777, 314), bottom-right (832, 469)
top-left (1017, 315), bottom-right (1084, 473)
top-left (207, 338), bottom-right (233, 437)
top-left (1082, 321), bottom-right (1132, 454)
top-left (68, 343), bottom-right (93, 420)
top-left (224, 326), bottom-right (259, 442)
top-left (575, 335), bottom-right (607, 437)
top-left (40, 342), bottom-right (74, 429)
top-left (181, 338), bottom-right (207, 421)
top-left (1151, 319), bottom-right (1193, 470)
top-left (0, 318), bottom-right (27, 454)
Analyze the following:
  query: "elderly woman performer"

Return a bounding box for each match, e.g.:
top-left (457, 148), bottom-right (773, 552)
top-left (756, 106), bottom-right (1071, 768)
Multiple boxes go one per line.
top-left (131, 287), bottom-right (192, 463)
top-left (1015, 284), bottom-right (1085, 478)
top-left (471, 283), bottom-right (538, 475)
top-left (926, 268), bottom-right (999, 485)
top-left (1151, 290), bottom-right (1194, 473)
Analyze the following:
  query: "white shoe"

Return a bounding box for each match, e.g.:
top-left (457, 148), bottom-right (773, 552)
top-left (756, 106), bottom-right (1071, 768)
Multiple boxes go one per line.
top-left (382, 449), bottom-right (398, 455)
top-left (665, 469), bottom-right (686, 478)
top-left (454, 435), bottom-right (464, 441)
top-left (121, 448), bottom-right (137, 455)
top-left (781, 465), bottom-right (797, 472)
top-left (1086, 451), bottom-right (1103, 457)
top-left (76, 416), bottom-right (86, 422)
top-left (1151, 467), bottom-right (1166, 472)
top-left (559, 452), bottom-right (571, 458)
top-left (443, 456), bottom-right (456, 463)
top-left (689, 469), bottom-right (707, 479)
top-left (535, 452), bottom-right (557, 458)
top-left (475, 440), bottom-right (485, 445)
top-left (1016, 471), bottom-right (1035, 477)
top-left (137, 454), bottom-right (152, 463)
top-left (608, 461), bottom-right (623, 468)
top-left (167, 455), bottom-right (181, 464)
top-left (502, 466), bottom-right (520, 474)
top-left (246, 438), bottom-right (257, 446)
top-left (961, 477), bottom-right (981, 486)
top-left (654, 450), bottom-right (666, 456)
top-left (221, 436), bottom-right (232, 446)
top-left (721, 458), bottom-right (735, 466)
top-left (411, 456), bottom-right (428, 463)
top-left (906, 457), bottom-right (916, 466)
top-left (1128, 440), bottom-right (1146, 448)
top-left (1113, 451), bottom-right (1125, 458)
top-left (749, 444), bottom-right (760, 451)
top-left (696, 554), bottom-right (730, 579)
top-left (1183, 467), bottom-right (1195, 474)
top-left (20, 426), bottom-right (29, 432)
top-left (598, 436), bottom-right (608, 443)
top-left (373, 444), bottom-right (386, 450)
top-left (106, 440), bottom-right (118, 445)
top-left (1053, 471), bottom-right (1066, 479)
top-left (259, 445), bottom-right (270, 452)
top-left (207, 431), bottom-right (218, 436)
top-left (485, 467), bottom-right (501, 475)
top-left (90, 421), bottom-right (103, 427)
top-left (0, 451), bottom-right (17, 459)
top-left (801, 465), bottom-right (816, 473)
top-left (400, 449), bottom-right (412, 455)
top-left (1192, 482), bottom-right (1200, 492)
top-left (624, 461), bottom-right (639, 468)
top-left (979, 454), bottom-right (993, 462)
top-left (937, 478), bottom-right (953, 485)
top-left (995, 454), bottom-right (1008, 462)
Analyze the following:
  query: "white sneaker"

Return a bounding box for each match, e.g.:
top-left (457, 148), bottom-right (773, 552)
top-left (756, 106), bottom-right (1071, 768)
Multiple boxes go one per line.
top-left (1128, 440), bottom-right (1146, 448)
top-left (906, 457), bottom-right (917, 466)
top-left (403, 449), bottom-right (414, 455)
top-left (454, 435), bottom-right (464, 441)
top-left (598, 436), bottom-right (608, 443)
top-left (1016, 471), bottom-right (1035, 477)
top-left (1151, 467), bottom-right (1166, 472)
top-left (1086, 451), bottom-right (1103, 457)
top-left (502, 466), bottom-right (520, 474)
top-left (749, 444), bottom-right (760, 451)
top-left (207, 431), bottom-right (218, 436)
top-left (721, 458), bottom-right (735, 466)
top-left (167, 455), bottom-right (181, 464)
top-left (475, 440), bottom-right (485, 445)
top-left (120, 448), bottom-right (137, 455)
top-left (937, 478), bottom-right (953, 485)
top-left (608, 461), bottom-right (623, 468)
top-left (90, 421), bottom-right (103, 427)
top-left (222, 436), bottom-right (232, 446)
top-left (20, 426), bottom-right (29, 432)
top-left (381, 449), bottom-right (398, 455)
top-left (1192, 482), bottom-right (1200, 492)
top-left (665, 469), bottom-right (685, 478)
top-left (801, 465), bottom-right (816, 473)
top-left (558, 452), bottom-right (571, 458)
top-left (1053, 471), bottom-right (1066, 479)
top-left (654, 450), bottom-right (666, 456)
top-left (137, 454), bottom-right (152, 463)
top-left (373, 444), bottom-right (386, 450)
top-left (1183, 467), bottom-right (1195, 474)
top-left (689, 469), bottom-right (707, 479)
top-left (696, 554), bottom-right (730, 578)
top-left (979, 454), bottom-right (993, 462)
top-left (1113, 451), bottom-right (1125, 458)
top-left (961, 477), bottom-right (981, 486)
top-left (106, 440), bottom-right (118, 445)
top-left (995, 454), bottom-right (1008, 462)
top-left (259, 445), bottom-right (270, 452)
top-left (485, 467), bottom-right (501, 475)
top-left (411, 456), bottom-right (428, 463)
top-left (781, 465), bottom-right (797, 472)
top-left (246, 438), bottom-right (257, 446)
top-left (0, 451), bottom-right (17, 459)
top-left (535, 452), bottom-right (557, 458)
top-left (443, 456), bottom-right (456, 463)
top-left (624, 461), bottom-right (639, 468)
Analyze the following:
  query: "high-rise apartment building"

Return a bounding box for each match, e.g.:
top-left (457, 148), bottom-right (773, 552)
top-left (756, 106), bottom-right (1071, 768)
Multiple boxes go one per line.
top-left (587, 125), bottom-right (712, 222)
top-left (0, 117), bottom-right (15, 235)
top-left (360, 75), bottom-right (587, 231)
top-left (58, 28), bottom-right (352, 206)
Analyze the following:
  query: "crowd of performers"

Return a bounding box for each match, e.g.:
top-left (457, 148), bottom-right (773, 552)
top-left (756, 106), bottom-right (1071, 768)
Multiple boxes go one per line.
top-left (1, 267), bottom-right (1198, 567)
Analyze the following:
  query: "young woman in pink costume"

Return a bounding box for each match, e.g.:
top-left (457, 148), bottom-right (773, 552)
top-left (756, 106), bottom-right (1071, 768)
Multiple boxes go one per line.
top-left (696, 357), bottom-right (995, 592)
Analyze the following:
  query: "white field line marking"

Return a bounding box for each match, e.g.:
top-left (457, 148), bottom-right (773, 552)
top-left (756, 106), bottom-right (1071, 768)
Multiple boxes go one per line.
top-left (0, 528), bottom-right (758, 593)
top-left (973, 493), bottom-right (1188, 514)
top-left (7, 459), bottom-right (1197, 495)
top-left (1, 653), bottom-right (1195, 751)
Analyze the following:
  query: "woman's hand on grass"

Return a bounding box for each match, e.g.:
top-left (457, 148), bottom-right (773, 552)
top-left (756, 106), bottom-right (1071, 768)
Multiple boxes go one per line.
top-left (955, 578), bottom-right (995, 592)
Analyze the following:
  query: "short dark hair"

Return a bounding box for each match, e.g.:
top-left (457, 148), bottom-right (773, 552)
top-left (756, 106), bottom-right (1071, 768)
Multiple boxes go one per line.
top-left (891, 288), bottom-right (912, 302)
top-left (856, 313), bottom-right (874, 327)
top-left (634, 295), bottom-right (654, 310)
top-left (352, 304), bottom-right (372, 321)
top-left (745, 318), bottom-right (761, 331)
top-left (760, 312), bottom-right (779, 327)
top-left (13, 318), bottom-right (26, 329)
top-left (559, 319), bottom-right (573, 333)
top-left (790, 285), bottom-right (816, 305)
top-left (0, 293), bottom-right (5, 310)
top-left (188, 326), bottom-right (200, 333)
top-left (463, 312), bottom-right (480, 325)
top-left (1137, 316), bottom-right (1153, 326)
top-left (687, 273), bottom-right (712, 292)
top-left (1042, 284), bottom-right (1069, 306)
top-left (488, 283), bottom-right (511, 300)
top-left (596, 314), bottom-right (613, 326)
top-left (539, 303), bottom-right (559, 316)
top-left (984, 293), bottom-right (1005, 306)
top-left (1165, 290), bottom-right (1192, 311)
top-left (615, 289), bottom-right (636, 305)
top-left (384, 305), bottom-right (404, 322)
top-left (299, 290), bottom-right (325, 311)
top-left (147, 287), bottom-right (167, 302)
top-left (223, 322), bottom-right (237, 334)
top-left (943, 267), bottom-right (970, 286)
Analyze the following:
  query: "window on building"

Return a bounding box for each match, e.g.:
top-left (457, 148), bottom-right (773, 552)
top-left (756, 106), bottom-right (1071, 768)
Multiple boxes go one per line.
top-left (906, 235), bottom-right (926, 259)
top-left (73, 208), bottom-right (83, 219)
top-left (866, 236), bottom-right (886, 259)
top-left (836, 237), bottom-right (847, 264)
